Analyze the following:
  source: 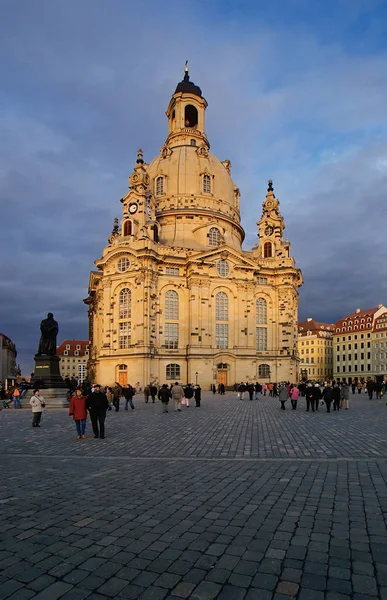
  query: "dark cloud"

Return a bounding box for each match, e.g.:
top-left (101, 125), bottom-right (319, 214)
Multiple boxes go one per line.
top-left (1, 0), bottom-right (387, 373)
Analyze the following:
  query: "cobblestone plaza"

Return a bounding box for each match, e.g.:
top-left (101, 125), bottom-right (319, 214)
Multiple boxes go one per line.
top-left (1, 392), bottom-right (387, 599)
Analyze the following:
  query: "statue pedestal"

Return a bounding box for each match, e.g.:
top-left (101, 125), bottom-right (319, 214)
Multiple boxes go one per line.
top-left (32, 355), bottom-right (66, 389)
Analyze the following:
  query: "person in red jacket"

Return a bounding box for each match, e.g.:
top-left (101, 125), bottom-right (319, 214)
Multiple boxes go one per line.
top-left (69, 388), bottom-right (88, 439)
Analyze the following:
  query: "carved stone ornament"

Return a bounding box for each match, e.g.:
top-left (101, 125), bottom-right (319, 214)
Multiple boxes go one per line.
top-left (197, 145), bottom-right (209, 158)
top-left (221, 159), bottom-right (231, 173)
top-left (161, 146), bottom-right (172, 159)
top-left (131, 173), bottom-right (139, 183)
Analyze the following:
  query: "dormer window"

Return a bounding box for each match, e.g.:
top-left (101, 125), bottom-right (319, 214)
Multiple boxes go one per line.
top-left (263, 241), bottom-right (272, 258)
top-left (123, 220), bottom-right (132, 236)
top-left (208, 227), bottom-right (221, 246)
top-left (184, 105), bottom-right (198, 128)
top-left (203, 174), bottom-right (211, 194)
top-left (156, 176), bottom-right (164, 195)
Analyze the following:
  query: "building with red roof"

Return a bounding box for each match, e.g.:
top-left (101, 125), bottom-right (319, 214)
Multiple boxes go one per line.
top-left (333, 305), bottom-right (387, 382)
top-left (298, 318), bottom-right (335, 380)
top-left (57, 340), bottom-right (89, 382)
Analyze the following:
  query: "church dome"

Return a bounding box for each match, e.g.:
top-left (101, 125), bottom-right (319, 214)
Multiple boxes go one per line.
top-left (147, 146), bottom-right (236, 209)
top-left (175, 73), bottom-right (202, 98)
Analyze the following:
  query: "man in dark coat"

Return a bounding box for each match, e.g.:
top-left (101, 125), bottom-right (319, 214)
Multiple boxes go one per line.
top-left (87, 384), bottom-right (109, 439)
top-left (322, 384), bottom-right (334, 413)
top-left (158, 384), bottom-right (171, 413)
top-left (306, 384), bottom-right (315, 412)
top-left (123, 384), bottom-right (135, 410)
top-left (333, 384), bottom-right (341, 411)
top-left (313, 384), bottom-right (322, 411)
top-left (184, 383), bottom-right (194, 407)
top-left (366, 379), bottom-right (374, 400)
top-left (247, 383), bottom-right (254, 401)
top-left (237, 383), bottom-right (247, 400)
top-left (194, 385), bottom-right (202, 407)
top-left (149, 385), bottom-right (158, 403)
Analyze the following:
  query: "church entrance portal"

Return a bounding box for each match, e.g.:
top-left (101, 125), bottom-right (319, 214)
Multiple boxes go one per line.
top-left (217, 363), bottom-right (228, 386)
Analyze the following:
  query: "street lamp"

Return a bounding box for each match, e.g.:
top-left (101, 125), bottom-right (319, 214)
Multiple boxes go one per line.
top-left (195, 371), bottom-right (198, 385)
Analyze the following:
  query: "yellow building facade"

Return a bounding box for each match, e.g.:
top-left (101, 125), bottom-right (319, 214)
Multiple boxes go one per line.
top-left (298, 319), bottom-right (334, 381)
top-left (85, 68), bottom-right (303, 388)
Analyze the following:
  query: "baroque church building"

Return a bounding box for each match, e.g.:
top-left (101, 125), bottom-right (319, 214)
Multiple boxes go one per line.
top-left (85, 67), bottom-right (303, 388)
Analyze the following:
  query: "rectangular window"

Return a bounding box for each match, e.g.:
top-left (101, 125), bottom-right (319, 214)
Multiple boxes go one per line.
top-left (342, 366), bottom-right (346, 372)
top-left (361, 364), bottom-right (364, 371)
top-left (256, 327), bottom-right (268, 351)
top-left (119, 322), bottom-right (131, 349)
top-left (337, 366), bottom-right (340, 373)
top-left (367, 341), bottom-right (371, 348)
top-left (166, 364), bottom-right (180, 380)
top-left (361, 353), bottom-right (364, 360)
top-left (348, 354), bottom-right (351, 361)
top-left (216, 323), bottom-right (228, 349)
top-left (164, 323), bottom-right (179, 349)
top-left (354, 364), bottom-right (358, 371)
top-left (257, 277), bottom-right (267, 284)
top-left (367, 352), bottom-right (371, 360)
top-left (166, 267), bottom-right (179, 275)
top-left (367, 364), bottom-right (371, 371)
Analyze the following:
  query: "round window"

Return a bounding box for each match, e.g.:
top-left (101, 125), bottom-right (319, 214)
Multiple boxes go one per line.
top-left (216, 260), bottom-right (230, 277)
top-left (117, 257), bottom-right (131, 273)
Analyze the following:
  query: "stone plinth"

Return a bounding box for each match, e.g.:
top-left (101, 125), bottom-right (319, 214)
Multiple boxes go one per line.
top-left (32, 355), bottom-right (66, 389)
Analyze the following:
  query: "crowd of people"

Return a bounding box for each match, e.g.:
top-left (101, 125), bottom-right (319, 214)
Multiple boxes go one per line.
top-left (234, 378), bottom-right (387, 412)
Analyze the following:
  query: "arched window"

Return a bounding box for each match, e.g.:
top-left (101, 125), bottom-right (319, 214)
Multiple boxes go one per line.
top-left (263, 242), bottom-right (272, 258)
top-left (123, 220), bottom-right (132, 236)
top-left (216, 292), bottom-right (228, 349)
top-left (166, 363), bottom-right (180, 380)
top-left (208, 227), bottom-right (221, 246)
top-left (190, 139), bottom-right (196, 146)
top-left (256, 298), bottom-right (268, 351)
top-left (256, 298), bottom-right (267, 324)
top-left (119, 288), bottom-right (131, 319)
top-left (216, 292), bottom-right (228, 321)
top-left (184, 105), bottom-right (198, 128)
top-left (258, 364), bottom-right (270, 378)
top-left (164, 290), bottom-right (179, 349)
top-left (165, 290), bottom-right (179, 320)
top-left (153, 225), bottom-right (159, 243)
top-left (118, 290), bottom-right (132, 348)
top-left (203, 174), bottom-right (211, 194)
top-left (156, 176), bottom-right (164, 195)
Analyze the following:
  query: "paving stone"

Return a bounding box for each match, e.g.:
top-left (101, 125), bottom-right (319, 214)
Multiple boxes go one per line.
top-left (217, 585), bottom-right (246, 599)
top-left (276, 581), bottom-right (299, 596)
top-left (171, 581), bottom-right (196, 597)
top-left (32, 581), bottom-right (74, 599)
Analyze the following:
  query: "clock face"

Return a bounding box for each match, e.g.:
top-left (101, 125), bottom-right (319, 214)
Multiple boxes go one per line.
top-left (146, 205), bottom-right (152, 217)
top-left (265, 225), bottom-right (274, 236)
top-left (129, 203), bottom-right (138, 214)
top-left (266, 200), bottom-right (273, 208)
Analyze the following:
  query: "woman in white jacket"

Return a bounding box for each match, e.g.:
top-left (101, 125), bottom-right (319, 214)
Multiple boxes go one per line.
top-left (30, 389), bottom-right (45, 427)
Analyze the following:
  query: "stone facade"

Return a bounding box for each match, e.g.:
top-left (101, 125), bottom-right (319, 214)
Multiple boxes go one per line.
top-left (85, 68), bottom-right (302, 389)
top-left (298, 318), bottom-right (334, 381)
top-left (0, 333), bottom-right (17, 387)
top-left (333, 305), bottom-right (387, 382)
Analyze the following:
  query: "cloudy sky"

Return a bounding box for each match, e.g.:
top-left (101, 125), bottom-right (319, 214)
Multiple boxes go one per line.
top-left (1, 0), bottom-right (387, 374)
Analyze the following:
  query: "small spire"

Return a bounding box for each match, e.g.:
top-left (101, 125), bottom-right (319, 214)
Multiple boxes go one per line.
top-left (184, 59), bottom-right (189, 82)
top-left (267, 179), bottom-right (274, 193)
top-left (136, 149), bottom-right (144, 164)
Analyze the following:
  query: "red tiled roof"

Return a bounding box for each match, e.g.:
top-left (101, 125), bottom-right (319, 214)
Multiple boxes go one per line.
top-left (298, 319), bottom-right (335, 334)
top-left (334, 308), bottom-right (379, 330)
top-left (57, 340), bottom-right (89, 357)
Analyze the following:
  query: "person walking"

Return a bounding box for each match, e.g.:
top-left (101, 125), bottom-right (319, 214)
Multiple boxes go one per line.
top-left (306, 383), bottom-right (315, 412)
top-left (290, 385), bottom-right (300, 410)
top-left (123, 384), bottom-right (135, 410)
top-left (112, 382), bottom-right (122, 412)
top-left (69, 388), bottom-right (88, 439)
top-left (351, 381), bottom-right (356, 395)
top-left (279, 384), bottom-right (289, 410)
top-left (268, 383), bottom-right (273, 397)
top-left (211, 384), bottom-right (216, 395)
top-left (30, 389), bottom-right (45, 427)
top-left (144, 385), bottom-right (150, 403)
top-left (247, 383), bottom-right (254, 401)
top-left (340, 381), bottom-right (350, 410)
top-left (254, 382), bottom-right (261, 400)
top-left (184, 383), bottom-right (194, 407)
top-left (357, 381), bottom-right (363, 394)
top-left (374, 380), bottom-right (382, 400)
top-left (313, 384), bottom-right (322, 411)
top-left (12, 385), bottom-right (21, 409)
top-left (237, 382), bottom-right (246, 400)
top-left (158, 384), bottom-right (171, 412)
top-left (149, 384), bottom-right (158, 403)
top-left (262, 383), bottom-right (267, 396)
top-left (171, 382), bottom-right (184, 412)
top-left (322, 383), bottom-right (334, 413)
top-left (87, 384), bottom-right (109, 439)
top-left (194, 384), bottom-right (202, 407)
top-left (273, 383), bottom-right (278, 398)
top-left (333, 383), bottom-right (341, 411)
top-left (219, 383), bottom-right (225, 395)
top-left (366, 379), bottom-right (374, 400)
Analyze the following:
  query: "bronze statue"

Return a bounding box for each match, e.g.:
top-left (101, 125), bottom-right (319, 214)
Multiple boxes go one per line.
top-left (37, 313), bottom-right (58, 356)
